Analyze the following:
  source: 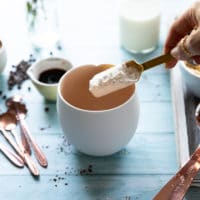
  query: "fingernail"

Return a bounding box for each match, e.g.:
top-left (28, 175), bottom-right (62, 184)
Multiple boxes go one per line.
top-left (171, 46), bottom-right (179, 58)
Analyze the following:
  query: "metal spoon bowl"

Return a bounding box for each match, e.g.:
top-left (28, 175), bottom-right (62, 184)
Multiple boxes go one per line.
top-left (6, 95), bottom-right (48, 167)
top-left (6, 96), bottom-right (31, 155)
top-left (0, 111), bottom-right (39, 176)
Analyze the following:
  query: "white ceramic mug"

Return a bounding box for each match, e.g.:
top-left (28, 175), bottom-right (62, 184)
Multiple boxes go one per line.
top-left (0, 41), bottom-right (7, 73)
top-left (180, 61), bottom-right (200, 98)
top-left (57, 65), bottom-right (140, 156)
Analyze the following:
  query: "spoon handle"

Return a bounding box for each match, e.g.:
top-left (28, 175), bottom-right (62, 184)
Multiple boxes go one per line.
top-left (0, 129), bottom-right (24, 161)
top-left (19, 120), bottom-right (32, 155)
top-left (153, 146), bottom-right (200, 200)
top-left (11, 129), bottom-right (24, 154)
top-left (11, 130), bottom-right (39, 176)
top-left (142, 53), bottom-right (175, 71)
top-left (0, 144), bottom-right (24, 167)
top-left (20, 118), bottom-right (48, 167)
top-left (24, 152), bottom-right (39, 176)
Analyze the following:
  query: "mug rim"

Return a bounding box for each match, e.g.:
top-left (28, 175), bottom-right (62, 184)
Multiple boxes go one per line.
top-left (180, 61), bottom-right (200, 79)
top-left (57, 65), bottom-right (137, 113)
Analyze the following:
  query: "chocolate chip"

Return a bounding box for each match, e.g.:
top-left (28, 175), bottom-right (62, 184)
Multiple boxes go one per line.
top-left (57, 45), bottom-right (62, 51)
top-left (88, 165), bottom-right (92, 169)
top-left (80, 169), bottom-right (86, 175)
top-left (44, 107), bottom-right (49, 112)
top-left (7, 55), bottom-right (36, 90)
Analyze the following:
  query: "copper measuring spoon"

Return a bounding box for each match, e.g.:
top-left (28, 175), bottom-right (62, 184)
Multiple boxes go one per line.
top-left (6, 96), bottom-right (31, 155)
top-left (0, 126), bottom-right (24, 165)
top-left (0, 112), bottom-right (23, 151)
top-left (153, 103), bottom-right (200, 200)
top-left (0, 112), bottom-right (39, 176)
top-left (0, 143), bottom-right (24, 168)
top-left (6, 96), bottom-right (48, 167)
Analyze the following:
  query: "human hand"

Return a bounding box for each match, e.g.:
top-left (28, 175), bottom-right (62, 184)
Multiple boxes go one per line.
top-left (164, 1), bottom-right (200, 68)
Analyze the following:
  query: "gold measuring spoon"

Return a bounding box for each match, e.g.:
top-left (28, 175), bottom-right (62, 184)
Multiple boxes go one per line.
top-left (125, 53), bottom-right (174, 77)
top-left (153, 103), bottom-right (200, 200)
top-left (0, 112), bottom-right (39, 176)
top-left (6, 96), bottom-right (48, 167)
top-left (90, 53), bottom-right (175, 97)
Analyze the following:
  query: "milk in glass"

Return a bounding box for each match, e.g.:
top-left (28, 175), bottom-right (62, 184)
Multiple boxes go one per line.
top-left (119, 0), bottom-right (160, 53)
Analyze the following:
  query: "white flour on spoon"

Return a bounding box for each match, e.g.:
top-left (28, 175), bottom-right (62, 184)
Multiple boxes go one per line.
top-left (89, 63), bottom-right (141, 97)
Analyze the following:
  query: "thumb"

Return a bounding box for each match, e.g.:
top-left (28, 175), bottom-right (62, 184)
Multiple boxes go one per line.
top-left (171, 27), bottom-right (200, 61)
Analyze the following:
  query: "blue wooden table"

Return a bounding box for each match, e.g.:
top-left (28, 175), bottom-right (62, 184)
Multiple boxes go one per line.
top-left (0, 0), bottom-right (199, 199)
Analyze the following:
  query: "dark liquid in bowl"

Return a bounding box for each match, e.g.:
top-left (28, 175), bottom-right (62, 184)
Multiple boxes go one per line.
top-left (39, 69), bottom-right (66, 84)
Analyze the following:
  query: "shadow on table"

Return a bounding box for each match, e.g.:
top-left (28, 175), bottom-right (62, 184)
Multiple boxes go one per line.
top-left (73, 149), bottom-right (129, 197)
top-left (185, 186), bottom-right (200, 200)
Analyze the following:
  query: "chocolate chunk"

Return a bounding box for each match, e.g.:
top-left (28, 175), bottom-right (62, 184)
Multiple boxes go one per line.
top-left (7, 55), bottom-right (36, 90)
top-left (44, 107), bottom-right (49, 112)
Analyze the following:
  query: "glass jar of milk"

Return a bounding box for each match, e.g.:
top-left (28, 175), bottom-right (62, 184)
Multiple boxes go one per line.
top-left (119, 0), bottom-right (160, 54)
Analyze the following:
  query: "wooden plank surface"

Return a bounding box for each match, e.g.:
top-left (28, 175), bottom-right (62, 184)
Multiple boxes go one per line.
top-left (0, 175), bottom-right (171, 200)
top-left (170, 66), bottom-right (190, 167)
top-left (0, 133), bottom-right (177, 175)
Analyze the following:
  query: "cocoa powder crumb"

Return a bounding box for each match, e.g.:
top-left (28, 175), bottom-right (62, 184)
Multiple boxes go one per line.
top-left (7, 55), bottom-right (36, 90)
top-left (57, 44), bottom-right (62, 51)
top-left (80, 165), bottom-right (93, 175)
top-left (44, 107), bottom-right (49, 112)
top-left (40, 124), bottom-right (51, 131)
